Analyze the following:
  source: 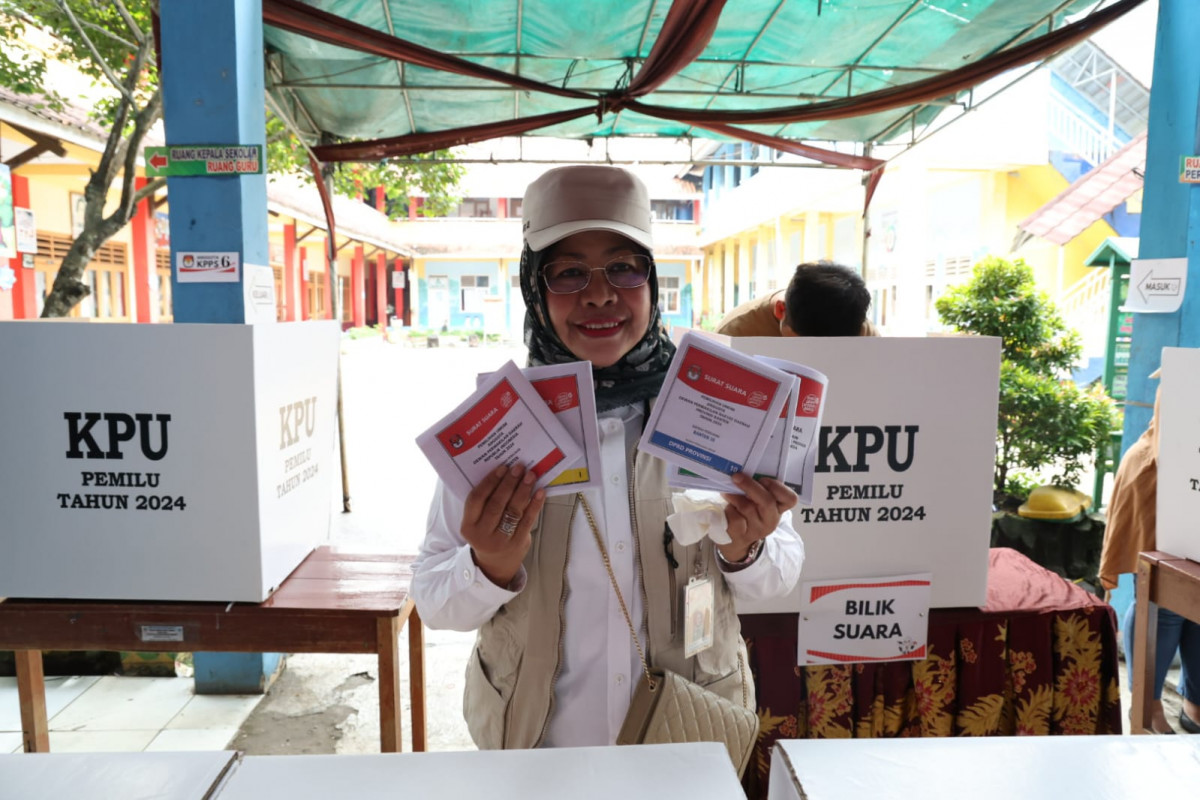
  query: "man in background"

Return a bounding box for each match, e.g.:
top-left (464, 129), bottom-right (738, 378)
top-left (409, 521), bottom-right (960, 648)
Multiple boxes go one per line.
top-left (716, 261), bottom-right (878, 337)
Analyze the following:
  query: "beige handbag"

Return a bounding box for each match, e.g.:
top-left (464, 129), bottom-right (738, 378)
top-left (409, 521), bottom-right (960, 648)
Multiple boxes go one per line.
top-left (580, 497), bottom-right (759, 777)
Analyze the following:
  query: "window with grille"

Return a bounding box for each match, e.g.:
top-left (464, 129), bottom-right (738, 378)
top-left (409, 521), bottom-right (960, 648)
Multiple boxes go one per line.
top-left (154, 248), bottom-right (172, 322)
top-left (340, 276), bottom-right (352, 322)
top-left (447, 198), bottom-right (497, 218)
top-left (923, 256), bottom-right (973, 320)
top-left (33, 233), bottom-right (128, 320)
top-left (461, 274), bottom-right (490, 312)
top-left (308, 272), bottom-right (327, 319)
top-left (659, 276), bottom-right (681, 314)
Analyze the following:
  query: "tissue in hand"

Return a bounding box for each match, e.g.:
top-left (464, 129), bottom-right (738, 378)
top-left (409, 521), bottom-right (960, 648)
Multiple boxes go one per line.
top-left (667, 490), bottom-right (731, 545)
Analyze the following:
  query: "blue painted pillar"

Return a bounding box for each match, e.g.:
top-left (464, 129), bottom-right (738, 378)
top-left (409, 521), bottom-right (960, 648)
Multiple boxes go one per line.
top-left (161, 0), bottom-right (269, 324)
top-left (1122, 0), bottom-right (1200, 449)
top-left (160, 0), bottom-right (280, 693)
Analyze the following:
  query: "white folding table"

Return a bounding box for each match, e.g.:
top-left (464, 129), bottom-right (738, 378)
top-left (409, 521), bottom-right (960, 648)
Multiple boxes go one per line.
top-left (0, 751), bottom-right (237, 800)
top-left (769, 736), bottom-right (1200, 800)
top-left (216, 743), bottom-right (747, 800)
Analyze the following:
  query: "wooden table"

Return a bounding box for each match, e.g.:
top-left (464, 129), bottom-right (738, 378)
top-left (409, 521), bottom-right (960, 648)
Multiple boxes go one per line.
top-left (1131, 550), bottom-right (1200, 734)
top-left (0, 546), bottom-right (425, 754)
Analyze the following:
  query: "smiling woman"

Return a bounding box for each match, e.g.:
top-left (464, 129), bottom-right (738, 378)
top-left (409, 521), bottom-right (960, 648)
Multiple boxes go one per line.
top-left (411, 165), bottom-right (807, 764)
top-left (541, 232), bottom-right (651, 369)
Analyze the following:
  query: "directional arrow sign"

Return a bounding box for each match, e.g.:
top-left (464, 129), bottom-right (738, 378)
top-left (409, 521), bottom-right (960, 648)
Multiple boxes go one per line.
top-left (1124, 258), bottom-right (1187, 314)
top-left (144, 145), bottom-right (263, 177)
top-left (1137, 272), bottom-right (1182, 304)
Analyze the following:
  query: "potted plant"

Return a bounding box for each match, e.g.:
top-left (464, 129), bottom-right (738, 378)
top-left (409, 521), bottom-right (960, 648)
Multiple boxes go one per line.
top-left (935, 256), bottom-right (1120, 589)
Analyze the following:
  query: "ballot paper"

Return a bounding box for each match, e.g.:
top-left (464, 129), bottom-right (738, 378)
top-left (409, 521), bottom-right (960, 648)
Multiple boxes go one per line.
top-left (754, 356), bottom-right (828, 505)
top-left (749, 373), bottom-right (800, 483)
top-left (669, 377), bottom-right (797, 492)
top-left (478, 362), bottom-right (601, 496)
top-left (417, 360), bottom-right (582, 500)
top-left (668, 355), bottom-right (827, 504)
top-left (640, 331), bottom-right (792, 492)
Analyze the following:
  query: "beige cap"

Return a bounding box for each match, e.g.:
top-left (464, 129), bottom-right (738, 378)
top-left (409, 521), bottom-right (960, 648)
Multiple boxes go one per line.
top-left (521, 165), bottom-right (653, 252)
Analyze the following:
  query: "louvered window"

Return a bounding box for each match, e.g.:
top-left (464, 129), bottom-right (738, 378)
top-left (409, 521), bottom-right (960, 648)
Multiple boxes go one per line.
top-left (32, 233), bottom-right (129, 320)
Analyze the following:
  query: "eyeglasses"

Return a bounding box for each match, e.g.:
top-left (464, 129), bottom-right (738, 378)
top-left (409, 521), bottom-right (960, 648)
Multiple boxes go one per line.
top-left (541, 254), bottom-right (652, 295)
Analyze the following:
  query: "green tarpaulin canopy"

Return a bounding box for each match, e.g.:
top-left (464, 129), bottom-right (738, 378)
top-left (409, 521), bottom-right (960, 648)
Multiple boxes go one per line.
top-left (260, 0), bottom-right (1144, 169)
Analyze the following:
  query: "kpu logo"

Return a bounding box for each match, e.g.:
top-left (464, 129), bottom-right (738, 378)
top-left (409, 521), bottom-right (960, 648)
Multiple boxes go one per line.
top-left (65, 412), bottom-right (171, 461)
top-left (279, 396), bottom-right (318, 449)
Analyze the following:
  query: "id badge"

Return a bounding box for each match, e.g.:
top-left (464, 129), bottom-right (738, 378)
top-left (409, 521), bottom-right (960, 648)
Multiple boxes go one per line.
top-left (683, 577), bottom-right (715, 657)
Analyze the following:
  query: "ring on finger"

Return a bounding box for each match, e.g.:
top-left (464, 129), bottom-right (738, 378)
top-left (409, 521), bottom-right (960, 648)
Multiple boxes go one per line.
top-left (497, 510), bottom-right (521, 536)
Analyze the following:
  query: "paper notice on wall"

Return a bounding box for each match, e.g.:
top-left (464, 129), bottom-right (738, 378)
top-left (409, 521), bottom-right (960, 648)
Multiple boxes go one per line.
top-left (419, 360), bottom-right (582, 501)
top-left (243, 264), bottom-right (277, 324)
top-left (1124, 258), bottom-right (1187, 314)
top-left (176, 251), bottom-right (240, 283)
top-left (640, 330), bottom-right (792, 492)
top-left (479, 361), bottom-right (601, 496)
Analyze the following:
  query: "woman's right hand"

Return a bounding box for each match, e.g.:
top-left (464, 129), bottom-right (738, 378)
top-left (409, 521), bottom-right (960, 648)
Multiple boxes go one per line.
top-left (462, 463), bottom-right (545, 588)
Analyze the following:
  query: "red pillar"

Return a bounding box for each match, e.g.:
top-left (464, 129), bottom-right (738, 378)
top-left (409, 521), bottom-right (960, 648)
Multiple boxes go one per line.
top-left (497, 197), bottom-right (507, 219)
top-left (693, 199), bottom-right (702, 225)
top-left (128, 177), bottom-right (154, 323)
top-left (351, 244), bottom-right (365, 328)
top-left (299, 247), bottom-right (310, 320)
top-left (375, 252), bottom-right (387, 327)
top-left (8, 174), bottom-right (37, 319)
top-left (323, 239), bottom-right (334, 321)
top-left (282, 222), bottom-right (298, 321)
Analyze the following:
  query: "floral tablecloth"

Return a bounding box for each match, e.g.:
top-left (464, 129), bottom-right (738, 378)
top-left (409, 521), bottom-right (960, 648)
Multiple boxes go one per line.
top-left (740, 548), bottom-right (1122, 799)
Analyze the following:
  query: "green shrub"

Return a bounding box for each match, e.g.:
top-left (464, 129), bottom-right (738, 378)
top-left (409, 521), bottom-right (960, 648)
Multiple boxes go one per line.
top-left (936, 256), bottom-right (1120, 494)
top-left (345, 325), bottom-right (384, 340)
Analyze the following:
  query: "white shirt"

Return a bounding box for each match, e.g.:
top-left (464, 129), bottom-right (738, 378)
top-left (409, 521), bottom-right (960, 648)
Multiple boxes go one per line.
top-left (411, 404), bottom-right (805, 748)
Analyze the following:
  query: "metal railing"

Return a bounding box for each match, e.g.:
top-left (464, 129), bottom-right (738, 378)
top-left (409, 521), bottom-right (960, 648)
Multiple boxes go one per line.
top-left (1059, 267), bottom-right (1112, 358)
top-left (1048, 91), bottom-right (1123, 167)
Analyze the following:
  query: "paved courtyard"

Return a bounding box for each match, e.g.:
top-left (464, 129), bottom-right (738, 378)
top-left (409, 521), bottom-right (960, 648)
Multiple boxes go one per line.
top-left (233, 335), bottom-right (528, 755)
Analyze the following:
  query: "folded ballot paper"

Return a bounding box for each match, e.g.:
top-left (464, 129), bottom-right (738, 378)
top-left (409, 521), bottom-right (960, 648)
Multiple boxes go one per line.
top-left (477, 361), bottom-right (602, 496)
top-left (416, 360), bottom-right (583, 500)
top-left (751, 356), bottom-right (828, 506)
top-left (659, 337), bottom-right (829, 503)
top-left (639, 330), bottom-right (797, 494)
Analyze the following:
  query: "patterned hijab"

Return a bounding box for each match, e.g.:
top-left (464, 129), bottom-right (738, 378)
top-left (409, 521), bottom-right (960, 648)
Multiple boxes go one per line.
top-left (519, 244), bottom-right (676, 413)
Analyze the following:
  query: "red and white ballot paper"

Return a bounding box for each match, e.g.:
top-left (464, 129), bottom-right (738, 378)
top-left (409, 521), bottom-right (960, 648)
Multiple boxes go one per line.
top-left (417, 360), bottom-right (583, 500)
top-left (640, 331), bottom-right (795, 493)
top-left (477, 361), bottom-right (602, 496)
top-left (754, 356), bottom-right (828, 506)
top-left (659, 336), bottom-right (828, 503)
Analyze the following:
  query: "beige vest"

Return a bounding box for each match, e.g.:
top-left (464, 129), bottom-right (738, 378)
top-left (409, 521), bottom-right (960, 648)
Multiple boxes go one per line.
top-left (463, 449), bottom-right (754, 749)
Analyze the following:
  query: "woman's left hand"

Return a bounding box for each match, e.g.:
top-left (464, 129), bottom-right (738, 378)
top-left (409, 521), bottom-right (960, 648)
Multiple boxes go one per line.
top-left (718, 473), bottom-right (798, 564)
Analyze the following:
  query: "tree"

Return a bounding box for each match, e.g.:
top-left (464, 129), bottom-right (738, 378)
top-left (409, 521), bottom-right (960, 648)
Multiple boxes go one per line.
top-left (2, 0), bottom-right (161, 317)
top-left (936, 256), bottom-right (1120, 500)
top-left (265, 115), bottom-right (464, 220)
top-left (0, 0), bottom-right (462, 318)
